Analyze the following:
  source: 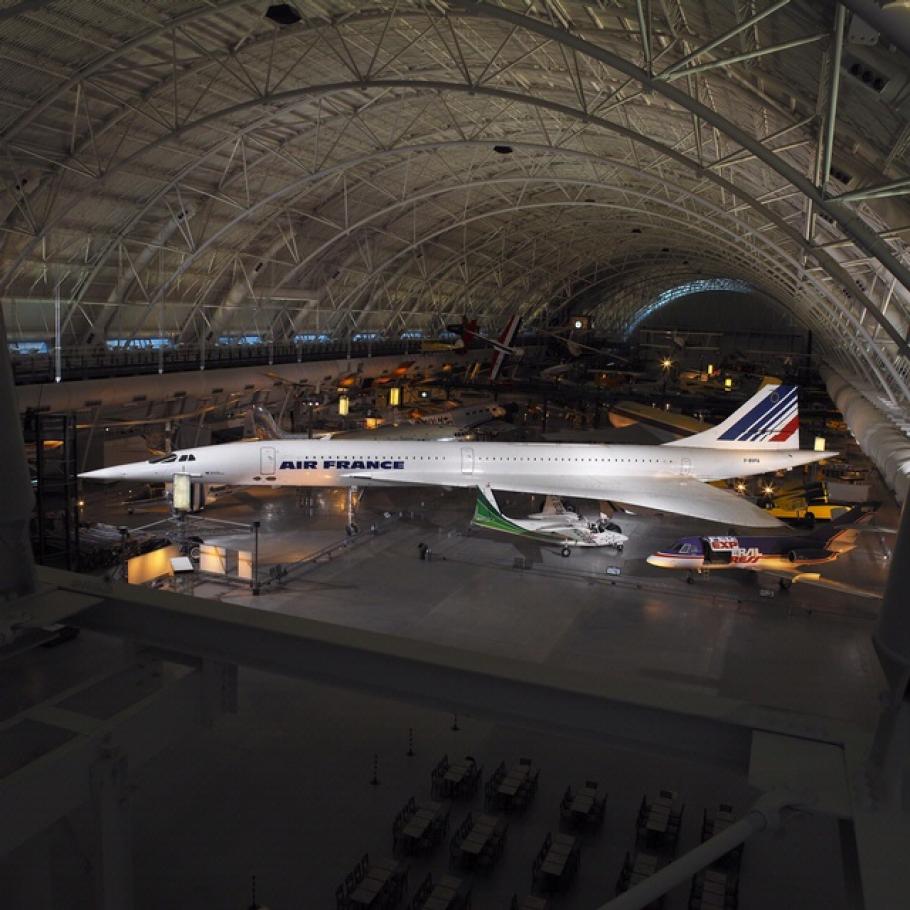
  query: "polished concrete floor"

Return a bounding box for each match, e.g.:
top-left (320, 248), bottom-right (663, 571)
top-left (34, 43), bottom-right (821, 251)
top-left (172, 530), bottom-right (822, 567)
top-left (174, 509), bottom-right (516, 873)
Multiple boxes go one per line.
top-left (6, 432), bottom-right (891, 909)
top-left (104, 478), bottom-right (889, 730)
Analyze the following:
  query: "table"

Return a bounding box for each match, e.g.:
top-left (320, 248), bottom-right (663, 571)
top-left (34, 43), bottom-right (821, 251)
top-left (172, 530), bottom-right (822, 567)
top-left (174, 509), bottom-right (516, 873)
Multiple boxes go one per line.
top-left (460, 814), bottom-right (498, 856)
top-left (460, 832), bottom-right (488, 856)
top-left (540, 834), bottom-right (576, 886)
top-left (401, 802), bottom-right (443, 848)
top-left (645, 807), bottom-right (669, 833)
top-left (349, 876), bottom-right (383, 907)
top-left (402, 815), bottom-right (431, 840)
top-left (497, 765), bottom-right (529, 797)
top-left (572, 794), bottom-right (594, 815)
top-left (444, 762), bottom-right (471, 784)
top-left (424, 874), bottom-right (464, 910)
top-left (632, 853), bottom-right (659, 876)
top-left (703, 878), bottom-right (728, 897)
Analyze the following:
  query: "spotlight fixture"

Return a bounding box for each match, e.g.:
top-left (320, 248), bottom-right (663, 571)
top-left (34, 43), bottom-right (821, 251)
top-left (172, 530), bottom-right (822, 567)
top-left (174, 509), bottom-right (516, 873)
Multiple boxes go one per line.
top-left (265, 3), bottom-right (301, 25)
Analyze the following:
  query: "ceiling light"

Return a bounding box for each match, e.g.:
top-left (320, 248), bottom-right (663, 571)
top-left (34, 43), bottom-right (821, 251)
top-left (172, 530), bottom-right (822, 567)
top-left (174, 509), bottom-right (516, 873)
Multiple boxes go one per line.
top-left (265, 3), bottom-right (301, 25)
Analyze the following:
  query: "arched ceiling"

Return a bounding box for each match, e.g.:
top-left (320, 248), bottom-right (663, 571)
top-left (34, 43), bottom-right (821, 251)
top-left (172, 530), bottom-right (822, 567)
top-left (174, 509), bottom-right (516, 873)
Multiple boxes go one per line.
top-left (1, 0), bottom-right (910, 412)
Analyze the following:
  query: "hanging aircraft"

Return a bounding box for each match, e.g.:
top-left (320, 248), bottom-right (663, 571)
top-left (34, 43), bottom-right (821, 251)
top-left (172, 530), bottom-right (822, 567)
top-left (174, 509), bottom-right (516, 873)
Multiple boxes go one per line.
top-left (249, 404), bottom-right (492, 442)
top-left (80, 384), bottom-right (832, 528)
top-left (472, 486), bottom-right (627, 556)
top-left (646, 504), bottom-right (880, 597)
top-left (420, 315), bottom-right (522, 381)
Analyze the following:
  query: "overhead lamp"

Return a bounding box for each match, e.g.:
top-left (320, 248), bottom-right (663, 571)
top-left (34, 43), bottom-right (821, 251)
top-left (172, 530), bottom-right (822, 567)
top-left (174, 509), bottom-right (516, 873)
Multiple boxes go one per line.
top-left (707, 363), bottom-right (714, 376)
top-left (389, 386), bottom-right (401, 407)
top-left (338, 394), bottom-right (349, 416)
top-left (724, 377), bottom-right (733, 390)
top-left (661, 357), bottom-right (672, 369)
top-left (265, 3), bottom-right (301, 25)
top-left (814, 436), bottom-right (826, 452)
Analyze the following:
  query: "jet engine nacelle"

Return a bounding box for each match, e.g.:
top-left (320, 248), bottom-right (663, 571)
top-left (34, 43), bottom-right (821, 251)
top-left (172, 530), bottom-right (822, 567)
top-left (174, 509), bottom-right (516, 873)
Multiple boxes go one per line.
top-left (787, 548), bottom-right (831, 563)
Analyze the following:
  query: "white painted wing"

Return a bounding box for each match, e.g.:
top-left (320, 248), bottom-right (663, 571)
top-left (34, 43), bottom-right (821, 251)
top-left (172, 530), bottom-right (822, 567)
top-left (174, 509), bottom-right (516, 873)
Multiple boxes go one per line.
top-left (345, 470), bottom-right (782, 527)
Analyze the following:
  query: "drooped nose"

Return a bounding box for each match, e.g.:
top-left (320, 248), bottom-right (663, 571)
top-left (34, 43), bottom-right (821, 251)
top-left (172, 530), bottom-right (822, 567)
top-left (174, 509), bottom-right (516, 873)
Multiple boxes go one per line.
top-left (79, 466), bottom-right (130, 481)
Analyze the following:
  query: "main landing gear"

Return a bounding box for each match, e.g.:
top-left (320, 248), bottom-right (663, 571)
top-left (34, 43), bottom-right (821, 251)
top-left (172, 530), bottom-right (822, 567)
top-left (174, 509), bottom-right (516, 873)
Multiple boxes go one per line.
top-left (561, 545), bottom-right (571, 558)
top-left (345, 486), bottom-right (361, 536)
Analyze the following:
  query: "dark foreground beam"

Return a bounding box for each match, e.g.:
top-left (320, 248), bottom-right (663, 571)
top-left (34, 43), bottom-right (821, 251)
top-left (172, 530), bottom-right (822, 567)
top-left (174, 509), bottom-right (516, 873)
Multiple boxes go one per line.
top-left (40, 567), bottom-right (853, 773)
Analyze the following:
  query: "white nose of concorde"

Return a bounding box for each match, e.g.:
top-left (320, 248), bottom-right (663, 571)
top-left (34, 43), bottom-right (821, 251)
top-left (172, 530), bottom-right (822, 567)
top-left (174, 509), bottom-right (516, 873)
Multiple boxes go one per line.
top-left (78, 465), bottom-right (133, 481)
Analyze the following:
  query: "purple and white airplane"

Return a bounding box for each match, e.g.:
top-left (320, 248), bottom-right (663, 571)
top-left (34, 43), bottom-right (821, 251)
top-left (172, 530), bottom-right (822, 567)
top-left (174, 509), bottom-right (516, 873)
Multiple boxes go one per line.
top-left (647, 504), bottom-right (880, 597)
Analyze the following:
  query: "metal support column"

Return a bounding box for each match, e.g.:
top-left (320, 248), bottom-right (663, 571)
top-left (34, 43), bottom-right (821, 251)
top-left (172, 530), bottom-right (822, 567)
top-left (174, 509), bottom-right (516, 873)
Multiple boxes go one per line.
top-left (821, 3), bottom-right (846, 194)
top-left (90, 749), bottom-right (133, 910)
top-left (868, 497), bottom-right (910, 803)
top-left (251, 520), bottom-right (261, 596)
top-left (0, 304), bottom-right (37, 642)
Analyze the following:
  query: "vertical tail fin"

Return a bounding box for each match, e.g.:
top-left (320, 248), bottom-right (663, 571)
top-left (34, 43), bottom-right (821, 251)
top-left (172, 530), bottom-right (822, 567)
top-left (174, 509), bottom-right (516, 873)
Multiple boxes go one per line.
top-left (251, 405), bottom-right (290, 440)
top-left (490, 314), bottom-right (521, 381)
top-left (664, 384), bottom-right (800, 449)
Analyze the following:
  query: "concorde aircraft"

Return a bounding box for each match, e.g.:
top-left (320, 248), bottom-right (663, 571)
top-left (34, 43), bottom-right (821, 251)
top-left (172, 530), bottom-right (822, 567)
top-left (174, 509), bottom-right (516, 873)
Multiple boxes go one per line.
top-left (80, 384), bottom-right (829, 527)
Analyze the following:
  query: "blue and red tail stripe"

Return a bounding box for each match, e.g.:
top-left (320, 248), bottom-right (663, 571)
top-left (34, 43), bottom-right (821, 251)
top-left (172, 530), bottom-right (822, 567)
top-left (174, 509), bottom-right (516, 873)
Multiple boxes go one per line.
top-left (717, 385), bottom-right (799, 442)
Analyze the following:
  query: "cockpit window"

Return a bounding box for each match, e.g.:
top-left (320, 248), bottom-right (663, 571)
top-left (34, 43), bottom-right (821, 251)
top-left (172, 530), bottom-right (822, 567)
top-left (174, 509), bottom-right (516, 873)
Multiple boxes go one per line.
top-left (606, 523), bottom-right (622, 533)
top-left (178, 455), bottom-right (188, 462)
top-left (148, 454), bottom-right (178, 463)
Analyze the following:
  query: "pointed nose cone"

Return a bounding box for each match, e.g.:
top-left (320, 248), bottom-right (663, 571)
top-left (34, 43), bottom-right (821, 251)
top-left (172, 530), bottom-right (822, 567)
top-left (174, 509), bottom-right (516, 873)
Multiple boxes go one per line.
top-left (79, 466), bottom-right (129, 481)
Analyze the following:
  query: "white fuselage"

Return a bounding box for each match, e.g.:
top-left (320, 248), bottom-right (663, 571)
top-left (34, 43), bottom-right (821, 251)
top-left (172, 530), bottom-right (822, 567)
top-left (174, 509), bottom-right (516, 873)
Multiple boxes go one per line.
top-left (81, 438), bottom-right (823, 487)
